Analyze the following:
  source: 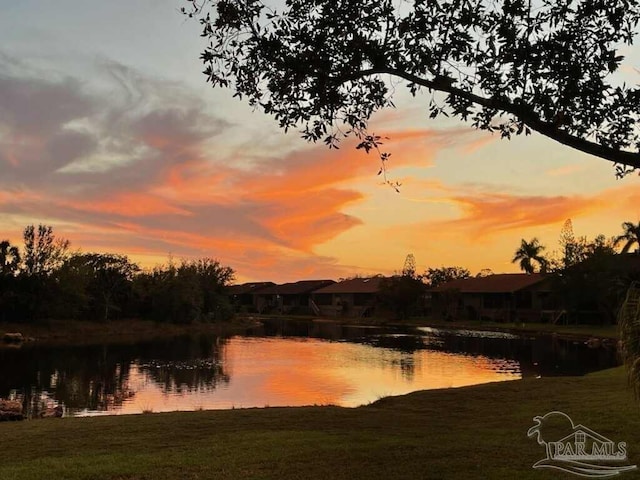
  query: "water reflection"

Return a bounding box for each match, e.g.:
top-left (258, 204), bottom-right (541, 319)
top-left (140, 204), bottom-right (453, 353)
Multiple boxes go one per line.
top-left (412, 326), bottom-right (619, 377)
top-left (0, 320), bottom-right (619, 417)
top-left (0, 335), bottom-right (229, 417)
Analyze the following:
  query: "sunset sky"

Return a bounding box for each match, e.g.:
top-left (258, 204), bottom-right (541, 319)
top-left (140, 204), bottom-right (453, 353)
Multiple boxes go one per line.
top-left (1, 1), bottom-right (639, 283)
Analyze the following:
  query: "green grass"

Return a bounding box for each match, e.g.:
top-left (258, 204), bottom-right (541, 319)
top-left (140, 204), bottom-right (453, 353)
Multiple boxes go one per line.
top-left (1, 367), bottom-right (638, 479)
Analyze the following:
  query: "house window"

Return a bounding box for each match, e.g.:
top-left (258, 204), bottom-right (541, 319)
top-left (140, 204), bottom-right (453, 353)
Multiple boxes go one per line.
top-left (576, 432), bottom-right (585, 444)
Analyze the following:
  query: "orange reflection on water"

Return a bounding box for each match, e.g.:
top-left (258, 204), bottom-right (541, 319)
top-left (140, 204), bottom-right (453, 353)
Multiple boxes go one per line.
top-left (83, 336), bottom-right (521, 416)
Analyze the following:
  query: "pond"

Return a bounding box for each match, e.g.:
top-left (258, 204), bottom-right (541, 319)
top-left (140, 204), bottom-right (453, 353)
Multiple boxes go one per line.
top-left (0, 319), bottom-right (619, 418)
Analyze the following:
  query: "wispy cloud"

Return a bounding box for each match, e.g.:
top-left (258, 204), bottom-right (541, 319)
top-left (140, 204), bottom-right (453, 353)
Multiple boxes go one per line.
top-left (442, 192), bottom-right (605, 237)
top-left (0, 57), bottom-right (384, 280)
top-left (383, 176), bottom-right (625, 242)
top-left (0, 54), bottom-right (563, 282)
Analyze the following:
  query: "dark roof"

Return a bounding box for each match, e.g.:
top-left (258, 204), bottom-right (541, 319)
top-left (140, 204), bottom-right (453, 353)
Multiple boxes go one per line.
top-left (256, 279), bottom-right (335, 295)
top-left (312, 276), bottom-right (388, 294)
top-left (225, 282), bottom-right (276, 295)
top-left (431, 273), bottom-right (548, 293)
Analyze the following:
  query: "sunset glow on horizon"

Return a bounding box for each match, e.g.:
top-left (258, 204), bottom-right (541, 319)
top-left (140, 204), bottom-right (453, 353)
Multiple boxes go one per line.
top-left (1, 1), bottom-right (639, 284)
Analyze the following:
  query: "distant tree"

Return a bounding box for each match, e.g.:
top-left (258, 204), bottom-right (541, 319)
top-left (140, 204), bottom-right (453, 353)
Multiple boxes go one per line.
top-left (378, 275), bottom-right (425, 320)
top-left (22, 225), bottom-right (69, 276)
top-left (423, 266), bottom-right (471, 288)
top-left (134, 258), bottom-right (235, 323)
top-left (186, 0), bottom-right (640, 176)
top-left (553, 234), bottom-right (623, 324)
top-left (557, 219), bottom-right (588, 269)
top-left (6, 225), bottom-right (71, 322)
top-left (136, 262), bottom-right (200, 324)
top-left (587, 234), bottom-right (617, 257)
top-left (377, 254), bottom-right (426, 319)
top-left (51, 255), bottom-right (92, 320)
top-left (0, 240), bottom-right (21, 276)
top-left (546, 220), bottom-right (617, 272)
top-left (0, 240), bottom-right (22, 322)
top-left (402, 253), bottom-right (417, 279)
top-left (614, 221), bottom-right (640, 254)
top-left (512, 238), bottom-right (548, 274)
top-left (59, 253), bottom-right (140, 321)
top-left (425, 266), bottom-right (470, 321)
top-left (475, 268), bottom-right (494, 278)
top-left (179, 258), bottom-right (235, 320)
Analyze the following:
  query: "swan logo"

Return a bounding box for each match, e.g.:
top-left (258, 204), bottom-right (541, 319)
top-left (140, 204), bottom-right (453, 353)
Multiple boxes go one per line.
top-left (527, 411), bottom-right (636, 478)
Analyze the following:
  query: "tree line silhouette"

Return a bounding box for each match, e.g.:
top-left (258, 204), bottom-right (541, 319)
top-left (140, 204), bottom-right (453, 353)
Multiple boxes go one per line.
top-left (380, 219), bottom-right (640, 324)
top-left (511, 219), bottom-right (640, 323)
top-left (2, 220), bottom-right (638, 325)
top-left (0, 225), bottom-right (235, 324)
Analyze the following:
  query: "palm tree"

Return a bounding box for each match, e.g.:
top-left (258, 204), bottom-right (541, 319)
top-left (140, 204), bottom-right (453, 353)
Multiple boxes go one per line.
top-left (0, 240), bottom-right (21, 276)
top-left (614, 221), bottom-right (640, 254)
top-left (512, 238), bottom-right (548, 274)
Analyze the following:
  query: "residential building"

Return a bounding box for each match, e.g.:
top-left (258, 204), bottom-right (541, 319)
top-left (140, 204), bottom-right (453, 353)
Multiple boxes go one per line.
top-left (311, 276), bottom-right (387, 317)
top-left (430, 273), bottom-right (556, 323)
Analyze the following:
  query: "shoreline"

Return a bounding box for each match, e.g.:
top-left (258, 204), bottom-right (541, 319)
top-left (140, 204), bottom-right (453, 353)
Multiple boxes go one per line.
top-left (406, 320), bottom-right (620, 342)
top-left (0, 317), bottom-right (261, 347)
top-left (254, 315), bottom-right (619, 341)
top-left (0, 315), bottom-right (618, 347)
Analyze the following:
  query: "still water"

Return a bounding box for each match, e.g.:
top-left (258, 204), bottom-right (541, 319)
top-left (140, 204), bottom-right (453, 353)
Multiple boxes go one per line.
top-left (0, 320), bottom-right (619, 417)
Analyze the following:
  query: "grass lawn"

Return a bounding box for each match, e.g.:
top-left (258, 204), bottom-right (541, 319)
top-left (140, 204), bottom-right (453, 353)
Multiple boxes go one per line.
top-left (1, 368), bottom-right (638, 479)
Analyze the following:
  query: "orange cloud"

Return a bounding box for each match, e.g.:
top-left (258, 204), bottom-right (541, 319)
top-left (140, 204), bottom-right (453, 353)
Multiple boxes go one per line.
top-left (358, 180), bottom-right (640, 276)
top-left (66, 192), bottom-right (193, 217)
top-left (0, 189), bottom-right (41, 206)
top-left (0, 56), bottom-right (544, 282)
top-left (34, 126), bottom-right (484, 279)
top-left (378, 178), bottom-right (628, 241)
top-left (248, 188), bottom-right (363, 250)
top-left (443, 192), bottom-right (606, 237)
top-left (155, 160), bottom-right (235, 205)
